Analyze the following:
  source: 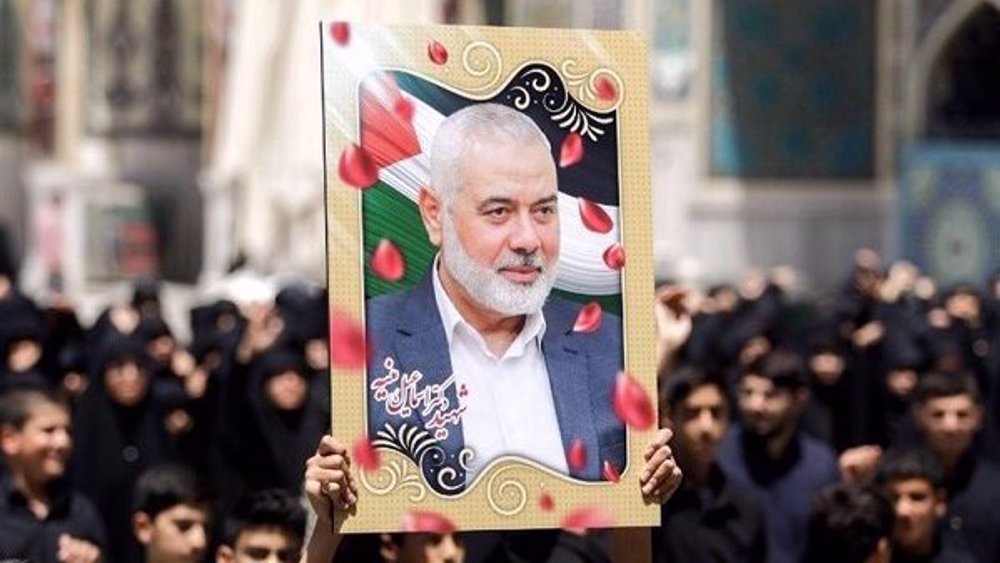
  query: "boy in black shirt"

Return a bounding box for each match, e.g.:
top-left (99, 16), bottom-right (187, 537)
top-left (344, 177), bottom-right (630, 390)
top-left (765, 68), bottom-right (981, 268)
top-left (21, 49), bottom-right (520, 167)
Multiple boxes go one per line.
top-left (0, 388), bottom-right (105, 562)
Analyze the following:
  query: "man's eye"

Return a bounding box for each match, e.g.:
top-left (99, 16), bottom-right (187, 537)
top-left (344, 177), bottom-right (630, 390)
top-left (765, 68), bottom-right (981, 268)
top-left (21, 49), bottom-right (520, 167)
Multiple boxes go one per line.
top-left (486, 208), bottom-right (508, 217)
top-left (244, 548), bottom-right (270, 560)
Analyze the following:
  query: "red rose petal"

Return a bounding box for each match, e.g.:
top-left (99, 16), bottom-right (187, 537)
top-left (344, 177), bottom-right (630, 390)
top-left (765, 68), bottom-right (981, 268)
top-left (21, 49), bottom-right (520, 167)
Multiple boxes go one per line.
top-left (559, 133), bottom-right (584, 168)
top-left (603, 243), bottom-right (626, 270)
top-left (568, 439), bottom-right (587, 471)
top-left (338, 144), bottom-right (379, 189)
top-left (329, 312), bottom-right (367, 369)
top-left (539, 492), bottom-right (555, 512)
top-left (595, 76), bottom-right (618, 102)
top-left (393, 95), bottom-right (414, 122)
top-left (613, 372), bottom-right (656, 430)
top-left (427, 40), bottom-right (448, 65)
top-left (561, 506), bottom-right (614, 531)
top-left (402, 510), bottom-right (456, 534)
top-left (573, 302), bottom-right (603, 333)
top-left (371, 239), bottom-right (406, 282)
top-left (578, 198), bottom-right (613, 234)
top-left (602, 460), bottom-right (621, 483)
top-left (329, 22), bottom-right (350, 46)
top-left (352, 435), bottom-right (380, 472)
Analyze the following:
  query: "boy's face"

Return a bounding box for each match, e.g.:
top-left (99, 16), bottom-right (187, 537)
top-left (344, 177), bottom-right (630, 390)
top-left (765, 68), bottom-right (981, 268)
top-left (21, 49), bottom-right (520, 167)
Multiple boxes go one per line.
top-left (914, 394), bottom-right (982, 461)
top-left (672, 384), bottom-right (729, 467)
top-left (888, 478), bottom-right (945, 553)
top-left (218, 527), bottom-right (301, 563)
top-left (738, 374), bottom-right (803, 439)
top-left (0, 402), bottom-right (72, 483)
top-left (135, 503), bottom-right (210, 563)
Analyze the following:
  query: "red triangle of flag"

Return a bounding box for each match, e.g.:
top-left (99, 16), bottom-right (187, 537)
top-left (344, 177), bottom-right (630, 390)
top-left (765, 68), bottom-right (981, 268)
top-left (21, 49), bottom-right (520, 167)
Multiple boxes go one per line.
top-left (359, 73), bottom-right (422, 170)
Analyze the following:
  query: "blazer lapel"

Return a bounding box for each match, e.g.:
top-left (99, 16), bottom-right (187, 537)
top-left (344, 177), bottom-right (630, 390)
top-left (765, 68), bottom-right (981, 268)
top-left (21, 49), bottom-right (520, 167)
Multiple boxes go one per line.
top-left (392, 272), bottom-right (467, 489)
top-left (541, 303), bottom-right (602, 480)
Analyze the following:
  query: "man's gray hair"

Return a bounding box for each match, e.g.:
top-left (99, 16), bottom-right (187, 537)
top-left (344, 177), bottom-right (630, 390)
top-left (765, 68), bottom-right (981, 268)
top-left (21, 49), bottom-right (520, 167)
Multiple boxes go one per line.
top-left (430, 103), bottom-right (552, 207)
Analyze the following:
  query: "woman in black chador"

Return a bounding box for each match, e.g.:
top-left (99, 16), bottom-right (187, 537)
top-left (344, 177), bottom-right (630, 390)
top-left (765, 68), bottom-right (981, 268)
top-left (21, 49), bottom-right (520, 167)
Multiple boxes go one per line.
top-left (71, 334), bottom-right (176, 563)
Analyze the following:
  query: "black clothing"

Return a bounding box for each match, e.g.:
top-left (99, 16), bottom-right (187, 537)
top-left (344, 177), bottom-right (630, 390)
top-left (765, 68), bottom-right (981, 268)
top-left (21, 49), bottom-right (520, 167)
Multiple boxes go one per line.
top-left (465, 530), bottom-right (613, 563)
top-left (892, 535), bottom-right (977, 563)
top-left (0, 477), bottom-right (106, 562)
top-left (71, 335), bottom-right (176, 563)
top-left (940, 455), bottom-right (1000, 563)
top-left (653, 464), bottom-right (767, 563)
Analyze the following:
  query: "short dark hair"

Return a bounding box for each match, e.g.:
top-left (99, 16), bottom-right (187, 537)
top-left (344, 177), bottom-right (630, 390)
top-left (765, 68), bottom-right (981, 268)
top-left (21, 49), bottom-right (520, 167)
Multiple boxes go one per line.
top-left (914, 371), bottom-right (980, 405)
top-left (875, 449), bottom-right (944, 490)
top-left (662, 365), bottom-right (728, 412)
top-left (222, 489), bottom-right (306, 547)
top-left (0, 388), bottom-right (67, 431)
top-left (803, 484), bottom-right (893, 563)
top-left (133, 464), bottom-right (209, 519)
top-left (741, 349), bottom-right (807, 391)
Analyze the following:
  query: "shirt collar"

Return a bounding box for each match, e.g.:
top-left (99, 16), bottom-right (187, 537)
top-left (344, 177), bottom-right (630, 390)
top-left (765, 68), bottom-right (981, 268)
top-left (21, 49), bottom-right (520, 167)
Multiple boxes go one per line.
top-left (431, 254), bottom-right (547, 359)
top-left (0, 475), bottom-right (73, 518)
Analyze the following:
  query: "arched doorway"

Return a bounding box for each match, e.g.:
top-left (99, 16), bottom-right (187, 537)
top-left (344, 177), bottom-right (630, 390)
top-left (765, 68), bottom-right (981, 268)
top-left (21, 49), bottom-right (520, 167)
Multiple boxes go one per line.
top-left (925, 3), bottom-right (1000, 140)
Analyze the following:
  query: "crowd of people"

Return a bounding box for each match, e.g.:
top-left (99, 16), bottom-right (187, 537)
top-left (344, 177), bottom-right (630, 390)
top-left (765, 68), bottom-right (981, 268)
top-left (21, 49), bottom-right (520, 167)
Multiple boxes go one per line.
top-left (1, 247), bottom-right (999, 563)
top-left (653, 249), bottom-right (1000, 563)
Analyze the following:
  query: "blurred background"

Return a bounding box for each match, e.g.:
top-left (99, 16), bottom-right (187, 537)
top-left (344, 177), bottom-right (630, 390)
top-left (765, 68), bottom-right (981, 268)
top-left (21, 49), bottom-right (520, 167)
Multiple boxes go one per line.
top-left (0, 0), bottom-right (997, 321)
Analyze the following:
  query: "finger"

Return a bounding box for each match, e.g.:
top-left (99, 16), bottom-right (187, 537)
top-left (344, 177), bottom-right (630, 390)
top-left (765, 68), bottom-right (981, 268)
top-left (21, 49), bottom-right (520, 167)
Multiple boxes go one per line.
top-left (641, 446), bottom-right (672, 480)
top-left (314, 454), bottom-right (349, 470)
top-left (642, 459), bottom-right (675, 495)
top-left (318, 435), bottom-right (347, 455)
top-left (650, 466), bottom-right (683, 499)
top-left (307, 468), bottom-right (346, 488)
top-left (656, 428), bottom-right (673, 446)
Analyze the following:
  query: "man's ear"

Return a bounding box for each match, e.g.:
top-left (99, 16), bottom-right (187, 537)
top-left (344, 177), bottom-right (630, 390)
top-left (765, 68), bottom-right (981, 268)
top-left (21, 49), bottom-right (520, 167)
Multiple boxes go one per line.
top-left (216, 544), bottom-right (235, 563)
top-left (133, 512), bottom-right (154, 545)
top-left (935, 488), bottom-right (948, 518)
top-left (419, 187), bottom-right (444, 247)
top-left (379, 533), bottom-right (401, 563)
top-left (0, 424), bottom-right (20, 457)
top-left (794, 387), bottom-right (810, 411)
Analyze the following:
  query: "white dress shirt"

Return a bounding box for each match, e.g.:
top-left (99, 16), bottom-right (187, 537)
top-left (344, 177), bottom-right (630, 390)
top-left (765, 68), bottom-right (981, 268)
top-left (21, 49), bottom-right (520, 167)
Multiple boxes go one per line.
top-left (432, 258), bottom-right (569, 484)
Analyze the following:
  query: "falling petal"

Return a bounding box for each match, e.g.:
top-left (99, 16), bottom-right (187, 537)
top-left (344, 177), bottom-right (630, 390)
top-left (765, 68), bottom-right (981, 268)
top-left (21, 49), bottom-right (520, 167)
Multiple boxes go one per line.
top-left (427, 40), bottom-right (449, 65)
top-left (371, 239), bottom-right (406, 282)
top-left (329, 22), bottom-right (350, 46)
top-left (559, 133), bottom-right (584, 168)
top-left (595, 76), bottom-right (618, 102)
top-left (613, 372), bottom-right (656, 430)
top-left (352, 435), bottom-right (380, 472)
top-left (393, 95), bottom-right (415, 122)
top-left (603, 243), bottom-right (626, 270)
top-left (561, 506), bottom-right (614, 531)
top-left (602, 460), bottom-right (621, 483)
top-left (578, 198), bottom-right (613, 234)
top-left (573, 302), bottom-right (603, 333)
top-left (402, 510), bottom-right (456, 533)
top-left (329, 312), bottom-right (367, 369)
top-left (539, 492), bottom-right (555, 512)
top-left (568, 439), bottom-right (587, 471)
top-left (338, 144), bottom-right (379, 189)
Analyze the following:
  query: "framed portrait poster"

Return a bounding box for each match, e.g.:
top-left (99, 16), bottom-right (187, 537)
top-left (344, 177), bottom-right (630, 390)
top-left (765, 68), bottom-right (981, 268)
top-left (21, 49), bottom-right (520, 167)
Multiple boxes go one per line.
top-left (323, 22), bottom-right (658, 533)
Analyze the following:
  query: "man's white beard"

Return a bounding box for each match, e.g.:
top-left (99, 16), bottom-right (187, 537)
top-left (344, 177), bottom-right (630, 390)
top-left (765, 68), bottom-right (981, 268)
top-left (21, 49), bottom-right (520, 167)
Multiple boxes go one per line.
top-left (440, 216), bottom-right (558, 316)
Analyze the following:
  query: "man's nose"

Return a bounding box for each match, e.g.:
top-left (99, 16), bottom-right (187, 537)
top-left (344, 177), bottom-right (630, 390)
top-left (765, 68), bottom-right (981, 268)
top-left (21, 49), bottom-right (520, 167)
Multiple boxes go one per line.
top-left (189, 525), bottom-right (207, 551)
top-left (744, 393), bottom-right (765, 413)
top-left (508, 211), bottom-right (541, 253)
top-left (440, 534), bottom-right (462, 562)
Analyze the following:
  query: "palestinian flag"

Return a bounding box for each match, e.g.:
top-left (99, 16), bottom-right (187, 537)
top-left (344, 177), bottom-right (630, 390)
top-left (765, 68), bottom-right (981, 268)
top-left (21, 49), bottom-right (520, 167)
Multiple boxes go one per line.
top-left (357, 66), bottom-right (623, 314)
